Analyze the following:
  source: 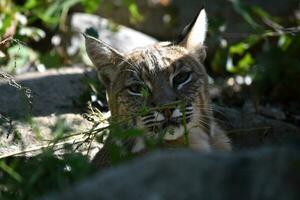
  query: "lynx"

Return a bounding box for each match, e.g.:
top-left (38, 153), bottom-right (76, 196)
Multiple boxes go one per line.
top-left (85, 8), bottom-right (231, 153)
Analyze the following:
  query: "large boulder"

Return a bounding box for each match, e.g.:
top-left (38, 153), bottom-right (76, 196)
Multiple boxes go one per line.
top-left (0, 68), bottom-right (96, 157)
top-left (215, 105), bottom-right (300, 149)
top-left (0, 67), bottom-right (95, 119)
top-left (41, 146), bottom-right (300, 200)
top-left (70, 13), bottom-right (157, 55)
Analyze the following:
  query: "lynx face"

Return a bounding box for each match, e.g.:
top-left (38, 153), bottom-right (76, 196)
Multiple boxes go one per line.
top-left (85, 9), bottom-right (231, 151)
top-left (108, 44), bottom-right (210, 141)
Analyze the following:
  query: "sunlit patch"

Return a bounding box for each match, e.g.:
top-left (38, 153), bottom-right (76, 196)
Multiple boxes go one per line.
top-left (227, 77), bottom-right (235, 86)
top-left (244, 75), bottom-right (252, 85)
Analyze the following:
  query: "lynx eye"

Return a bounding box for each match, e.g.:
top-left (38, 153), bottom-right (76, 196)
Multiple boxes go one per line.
top-left (172, 71), bottom-right (192, 90)
top-left (127, 84), bottom-right (143, 96)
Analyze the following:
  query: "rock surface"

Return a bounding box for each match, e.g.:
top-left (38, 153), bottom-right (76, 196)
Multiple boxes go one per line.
top-left (215, 106), bottom-right (300, 149)
top-left (0, 67), bottom-right (97, 157)
top-left (70, 13), bottom-right (157, 55)
top-left (41, 146), bottom-right (300, 200)
top-left (0, 113), bottom-right (94, 157)
top-left (0, 67), bottom-right (95, 119)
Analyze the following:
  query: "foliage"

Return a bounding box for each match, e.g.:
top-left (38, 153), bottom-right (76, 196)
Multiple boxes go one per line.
top-left (0, 0), bottom-right (141, 73)
top-left (0, 151), bottom-right (92, 200)
top-left (210, 1), bottom-right (300, 102)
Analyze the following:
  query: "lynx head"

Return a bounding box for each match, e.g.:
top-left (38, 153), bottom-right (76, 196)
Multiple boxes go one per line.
top-left (85, 9), bottom-right (213, 144)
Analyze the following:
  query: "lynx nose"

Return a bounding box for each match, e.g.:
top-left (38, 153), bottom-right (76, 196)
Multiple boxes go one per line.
top-left (162, 108), bottom-right (174, 120)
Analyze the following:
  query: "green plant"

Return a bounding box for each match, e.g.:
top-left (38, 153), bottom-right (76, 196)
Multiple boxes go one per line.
top-left (210, 1), bottom-right (300, 102)
top-left (0, 0), bottom-right (142, 73)
top-left (0, 151), bottom-right (92, 200)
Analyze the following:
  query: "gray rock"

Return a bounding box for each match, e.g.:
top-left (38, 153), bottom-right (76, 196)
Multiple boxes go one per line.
top-left (41, 147), bottom-right (300, 200)
top-left (0, 113), bottom-right (94, 157)
top-left (0, 67), bottom-right (98, 157)
top-left (214, 106), bottom-right (300, 149)
top-left (0, 67), bottom-right (95, 119)
top-left (70, 13), bottom-right (157, 53)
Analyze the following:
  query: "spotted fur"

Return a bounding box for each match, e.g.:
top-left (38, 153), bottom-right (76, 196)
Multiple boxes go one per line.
top-left (85, 9), bottom-right (231, 152)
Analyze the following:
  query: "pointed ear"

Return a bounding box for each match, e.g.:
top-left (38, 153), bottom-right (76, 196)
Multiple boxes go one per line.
top-left (177, 8), bottom-right (208, 62)
top-left (84, 33), bottom-right (123, 87)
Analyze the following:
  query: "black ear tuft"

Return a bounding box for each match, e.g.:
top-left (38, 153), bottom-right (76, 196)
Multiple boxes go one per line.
top-left (85, 27), bottom-right (99, 38)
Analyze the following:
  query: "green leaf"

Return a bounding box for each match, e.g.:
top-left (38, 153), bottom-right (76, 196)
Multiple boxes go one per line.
top-left (229, 42), bottom-right (249, 55)
top-left (251, 6), bottom-right (271, 19)
top-left (128, 3), bottom-right (143, 22)
top-left (278, 35), bottom-right (292, 51)
top-left (24, 0), bottom-right (38, 9)
top-left (226, 53), bottom-right (255, 74)
top-left (0, 161), bottom-right (23, 183)
top-left (81, 0), bottom-right (101, 13)
top-left (0, 14), bottom-right (13, 35)
top-left (34, 0), bottom-right (80, 26)
top-left (39, 50), bottom-right (62, 68)
top-left (122, 0), bottom-right (143, 24)
top-left (237, 53), bottom-right (254, 71)
top-left (231, 0), bottom-right (260, 29)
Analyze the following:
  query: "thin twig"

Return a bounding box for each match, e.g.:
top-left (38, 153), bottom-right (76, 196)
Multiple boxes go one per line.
top-left (221, 26), bottom-right (300, 39)
top-left (0, 36), bottom-right (13, 48)
top-left (0, 138), bottom-right (88, 159)
top-left (226, 126), bottom-right (271, 133)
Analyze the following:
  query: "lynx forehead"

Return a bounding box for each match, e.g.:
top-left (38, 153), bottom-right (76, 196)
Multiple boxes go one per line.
top-left (85, 8), bottom-right (231, 152)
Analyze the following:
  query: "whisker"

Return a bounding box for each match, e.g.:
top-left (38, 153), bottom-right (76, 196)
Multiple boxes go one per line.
top-left (180, 113), bottom-right (193, 118)
top-left (141, 112), bottom-right (154, 117)
top-left (172, 115), bottom-right (193, 121)
top-left (194, 106), bottom-right (229, 121)
top-left (143, 118), bottom-right (164, 124)
top-left (200, 115), bottom-right (233, 127)
top-left (195, 104), bottom-right (228, 117)
top-left (142, 115), bottom-right (155, 121)
top-left (196, 119), bottom-right (212, 131)
top-left (185, 108), bottom-right (193, 112)
top-left (144, 120), bottom-right (165, 127)
top-left (184, 111), bottom-right (193, 115)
